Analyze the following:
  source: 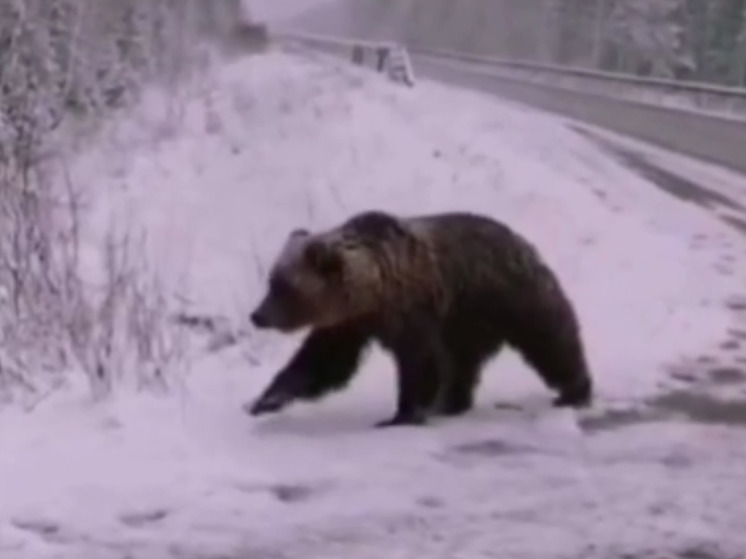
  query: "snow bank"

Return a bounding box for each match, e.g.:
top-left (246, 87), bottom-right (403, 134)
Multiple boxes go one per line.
top-left (1, 46), bottom-right (744, 558)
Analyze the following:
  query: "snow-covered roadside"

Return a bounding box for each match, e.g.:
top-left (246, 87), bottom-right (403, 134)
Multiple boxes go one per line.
top-left (1, 46), bottom-right (745, 558)
top-left (556, 117), bottom-right (746, 232)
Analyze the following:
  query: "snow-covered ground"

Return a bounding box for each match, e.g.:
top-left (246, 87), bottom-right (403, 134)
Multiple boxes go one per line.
top-left (2, 45), bottom-right (746, 558)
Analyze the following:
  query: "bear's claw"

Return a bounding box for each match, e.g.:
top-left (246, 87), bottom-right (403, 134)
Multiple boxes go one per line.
top-left (552, 378), bottom-right (592, 409)
top-left (374, 410), bottom-right (428, 428)
top-left (245, 392), bottom-right (293, 416)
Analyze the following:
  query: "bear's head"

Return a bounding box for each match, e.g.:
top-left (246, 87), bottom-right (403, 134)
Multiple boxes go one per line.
top-left (249, 212), bottom-right (417, 333)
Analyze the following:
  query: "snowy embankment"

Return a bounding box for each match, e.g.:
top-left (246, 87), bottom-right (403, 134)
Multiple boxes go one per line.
top-left (1, 46), bottom-right (746, 558)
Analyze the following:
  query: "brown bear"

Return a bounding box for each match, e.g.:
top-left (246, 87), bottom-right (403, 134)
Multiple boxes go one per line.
top-left (248, 210), bottom-right (593, 428)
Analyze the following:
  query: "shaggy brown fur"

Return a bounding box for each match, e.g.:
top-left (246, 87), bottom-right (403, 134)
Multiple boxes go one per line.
top-left (248, 210), bottom-right (593, 428)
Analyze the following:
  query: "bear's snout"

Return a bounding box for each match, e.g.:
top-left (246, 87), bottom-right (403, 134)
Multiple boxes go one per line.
top-left (250, 307), bottom-right (270, 329)
top-left (249, 299), bottom-right (299, 332)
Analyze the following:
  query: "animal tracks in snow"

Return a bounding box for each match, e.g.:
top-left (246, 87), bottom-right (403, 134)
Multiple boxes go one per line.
top-left (10, 517), bottom-right (62, 541)
top-left (229, 479), bottom-right (337, 505)
top-left (119, 508), bottom-right (171, 528)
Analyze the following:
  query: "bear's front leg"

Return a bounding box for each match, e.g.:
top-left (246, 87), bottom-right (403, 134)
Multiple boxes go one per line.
top-left (247, 322), bottom-right (372, 417)
top-left (246, 365), bottom-right (307, 417)
top-left (374, 364), bottom-right (430, 428)
top-left (375, 317), bottom-right (449, 428)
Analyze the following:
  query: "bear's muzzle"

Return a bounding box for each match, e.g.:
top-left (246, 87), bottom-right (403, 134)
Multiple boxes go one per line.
top-left (249, 308), bottom-right (270, 329)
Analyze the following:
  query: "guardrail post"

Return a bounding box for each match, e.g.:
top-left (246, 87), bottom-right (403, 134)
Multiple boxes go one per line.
top-left (376, 46), bottom-right (389, 72)
top-left (386, 45), bottom-right (416, 87)
top-left (352, 45), bottom-right (364, 66)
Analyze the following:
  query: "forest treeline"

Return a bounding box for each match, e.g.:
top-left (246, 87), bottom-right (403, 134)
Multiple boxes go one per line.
top-left (545, 0), bottom-right (746, 85)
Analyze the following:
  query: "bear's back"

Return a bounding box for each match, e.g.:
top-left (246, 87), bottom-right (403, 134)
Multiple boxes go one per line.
top-left (408, 212), bottom-right (556, 311)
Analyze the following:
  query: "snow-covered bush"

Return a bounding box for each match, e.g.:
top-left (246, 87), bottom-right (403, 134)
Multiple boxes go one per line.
top-left (0, 0), bottom-right (245, 406)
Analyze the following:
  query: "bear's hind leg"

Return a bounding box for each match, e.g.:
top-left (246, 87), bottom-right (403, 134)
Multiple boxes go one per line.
top-left (507, 324), bottom-right (593, 409)
top-left (248, 321), bottom-right (372, 416)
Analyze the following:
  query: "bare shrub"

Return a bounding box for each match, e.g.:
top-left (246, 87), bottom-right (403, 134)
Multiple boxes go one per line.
top-left (0, 0), bottom-right (247, 406)
top-left (64, 225), bottom-right (189, 401)
top-left (0, 144), bottom-right (188, 406)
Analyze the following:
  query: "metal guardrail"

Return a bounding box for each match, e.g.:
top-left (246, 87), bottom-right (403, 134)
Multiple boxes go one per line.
top-left (270, 29), bottom-right (746, 175)
top-left (275, 30), bottom-right (746, 119)
top-left (272, 29), bottom-right (394, 70)
top-left (410, 46), bottom-right (746, 120)
top-left (272, 29), bottom-right (415, 87)
top-left (414, 54), bottom-right (746, 175)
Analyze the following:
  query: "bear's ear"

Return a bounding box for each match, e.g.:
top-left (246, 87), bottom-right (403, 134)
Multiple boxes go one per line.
top-left (280, 228), bottom-right (310, 254)
top-left (288, 228), bottom-right (310, 242)
top-left (304, 240), bottom-right (343, 277)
